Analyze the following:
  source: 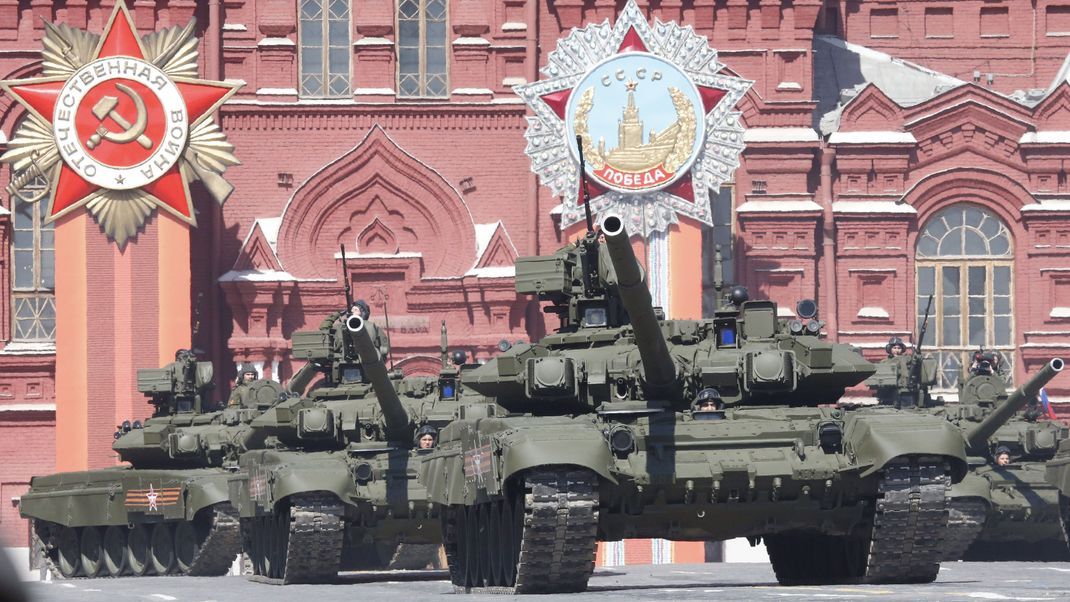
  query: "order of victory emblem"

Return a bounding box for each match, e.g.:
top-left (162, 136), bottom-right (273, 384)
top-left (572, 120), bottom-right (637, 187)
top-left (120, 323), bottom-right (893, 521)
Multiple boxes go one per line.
top-left (0, 1), bottom-right (241, 245)
top-left (515, 0), bottom-right (752, 236)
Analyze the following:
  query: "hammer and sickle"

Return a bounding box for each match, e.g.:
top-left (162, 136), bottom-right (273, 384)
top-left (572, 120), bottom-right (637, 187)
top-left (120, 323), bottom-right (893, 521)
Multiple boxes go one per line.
top-left (86, 83), bottom-right (153, 150)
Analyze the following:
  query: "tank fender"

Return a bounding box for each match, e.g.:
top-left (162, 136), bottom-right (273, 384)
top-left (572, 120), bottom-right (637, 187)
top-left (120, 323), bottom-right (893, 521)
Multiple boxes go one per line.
top-left (1046, 441), bottom-right (1070, 495)
top-left (843, 412), bottom-right (967, 481)
top-left (497, 423), bottom-right (615, 486)
top-left (263, 459), bottom-right (351, 511)
top-left (181, 474), bottom-right (231, 520)
top-left (950, 471), bottom-right (994, 505)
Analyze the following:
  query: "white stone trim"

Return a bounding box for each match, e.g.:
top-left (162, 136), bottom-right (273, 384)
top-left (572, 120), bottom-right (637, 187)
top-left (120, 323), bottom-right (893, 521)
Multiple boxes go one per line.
top-left (742, 127), bottom-right (819, 142)
top-left (1021, 199), bottom-right (1070, 212)
top-left (257, 37), bottom-right (295, 47)
top-left (0, 403), bottom-right (55, 411)
top-left (857, 306), bottom-right (890, 319)
top-left (0, 341), bottom-right (55, 355)
top-left (736, 200), bottom-right (823, 213)
top-left (777, 307), bottom-right (796, 318)
top-left (354, 37), bottom-right (393, 47)
top-left (1050, 307), bottom-right (1070, 319)
top-left (833, 201), bottom-right (917, 213)
top-left (502, 77), bottom-right (527, 87)
top-left (1020, 131), bottom-right (1070, 144)
top-left (828, 131), bottom-right (916, 144)
top-left (465, 266), bottom-right (516, 278)
top-left (452, 88), bottom-right (494, 95)
top-left (453, 37), bottom-right (491, 46)
top-left (502, 22), bottom-right (528, 32)
top-left (218, 270), bottom-right (332, 283)
top-left (334, 251), bottom-right (423, 259)
top-left (256, 87), bottom-right (298, 96)
top-left (223, 23), bottom-right (247, 32)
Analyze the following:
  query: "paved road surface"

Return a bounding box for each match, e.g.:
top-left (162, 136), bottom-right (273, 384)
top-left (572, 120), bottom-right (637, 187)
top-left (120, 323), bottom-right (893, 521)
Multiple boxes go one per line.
top-left (15, 562), bottom-right (1070, 601)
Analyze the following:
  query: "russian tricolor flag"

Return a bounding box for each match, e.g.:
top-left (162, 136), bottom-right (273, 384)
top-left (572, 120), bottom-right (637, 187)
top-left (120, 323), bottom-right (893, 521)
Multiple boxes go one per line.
top-left (1039, 387), bottom-right (1058, 420)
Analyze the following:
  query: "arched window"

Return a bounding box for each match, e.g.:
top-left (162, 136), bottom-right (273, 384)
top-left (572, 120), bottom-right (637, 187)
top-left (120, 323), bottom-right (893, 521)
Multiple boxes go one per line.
top-left (299, 0), bottom-right (351, 98)
top-left (9, 168), bottom-right (55, 342)
top-left (398, 0), bottom-right (448, 97)
top-left (916, 204), bottom-right (1013, 390)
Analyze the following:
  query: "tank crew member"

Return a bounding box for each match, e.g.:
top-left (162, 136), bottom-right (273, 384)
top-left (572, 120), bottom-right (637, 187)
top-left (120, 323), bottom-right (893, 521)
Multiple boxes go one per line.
top-left (228, 363), bottom-right (259, 407)
top-left (416, 425), bottom-right (437, 450)
top-left (692, 388), bottom-right (725, 420)
top-left (994, 445), bottom-right (1012, 466)
top-left (969, 348), bottom-right (1010, 379)
top-left (344, 298), bottom-right (391, 360)
top-left (885, 336), bottom-right (907, 358)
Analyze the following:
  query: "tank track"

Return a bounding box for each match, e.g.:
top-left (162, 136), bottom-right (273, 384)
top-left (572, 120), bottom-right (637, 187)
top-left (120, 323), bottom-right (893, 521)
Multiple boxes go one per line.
top-left (185, 504), bottom-right (242, 576)
top-left (245, 493), bottom-right (344, 585)
top-left (938, 498), bottom-right (988, 562)
top-left (452, 468), bottom-right (599, 594)
top-left (766, 458), bottom-right (950, 585)
top-left (1061, 494), bottom-right (1069, 549)
top-left (34, 504), bottom-right (241, 580)
top-left (863, 458), bottom-right (951, 584)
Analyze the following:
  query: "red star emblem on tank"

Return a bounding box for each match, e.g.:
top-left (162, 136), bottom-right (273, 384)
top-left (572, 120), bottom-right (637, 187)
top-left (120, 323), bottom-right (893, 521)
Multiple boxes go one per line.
top-left (0, 1), bottom-right (240, 244)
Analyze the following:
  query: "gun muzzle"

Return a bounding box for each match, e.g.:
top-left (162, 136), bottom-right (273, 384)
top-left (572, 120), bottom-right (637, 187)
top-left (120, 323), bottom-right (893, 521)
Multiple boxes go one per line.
top-left (346, 314), bottom-right (364, 333)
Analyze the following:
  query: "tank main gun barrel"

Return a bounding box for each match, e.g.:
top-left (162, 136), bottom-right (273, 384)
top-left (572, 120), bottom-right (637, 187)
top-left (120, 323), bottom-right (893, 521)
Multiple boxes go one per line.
top-left (965, 357), bottom-right (1064, 449)
top-left (599, 215), bottom-right (678, 395)
top-left (346, 315), bottom-right (410, 440)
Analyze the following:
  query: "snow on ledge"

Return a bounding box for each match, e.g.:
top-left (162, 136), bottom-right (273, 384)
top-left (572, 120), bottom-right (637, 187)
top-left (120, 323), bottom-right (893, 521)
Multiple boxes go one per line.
top-left (257, 37), bottom-right (295, 47)
top-left (828, 131), bottom-right (916, 144)
top-left (1020, 131), bottom-right (1070, 144)
top-left (1021, 199), bottom-right (1070, 212)
top-left (736, 200), bottom-right (822, 213)
top-left (0, 341), bottom-right (55, 355)
top-left (219, 269), bottom-right (298, 282)
top-left (857, 306), bottom-right (890, 319)
top-left (743, 127), bottom-right (819, 143)
top-left (465, 266), bottom-right (516, 278)
top-left (833, 201), bottom-right (917, 214)
top-left (1050, 307), bottom-right (1070, 319)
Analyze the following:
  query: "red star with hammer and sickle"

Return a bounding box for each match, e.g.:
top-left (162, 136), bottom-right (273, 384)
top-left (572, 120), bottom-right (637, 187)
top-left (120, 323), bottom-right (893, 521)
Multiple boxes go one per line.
top-left (0, 3), bottom-right (237, 223)
top-left (538, 28), bottom-right (728, 205)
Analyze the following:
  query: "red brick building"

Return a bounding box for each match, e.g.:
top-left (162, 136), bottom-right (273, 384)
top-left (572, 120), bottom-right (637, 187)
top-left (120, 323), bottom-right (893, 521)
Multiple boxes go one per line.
top-left (2, 0), bottom-right (1070, 550)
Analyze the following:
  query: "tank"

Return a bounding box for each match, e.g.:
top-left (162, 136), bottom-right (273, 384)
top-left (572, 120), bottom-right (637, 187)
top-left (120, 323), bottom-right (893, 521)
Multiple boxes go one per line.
top-left (1044, 436), bottom-right (1070, 555)
top-left (228, 310), bottom-right (461, 583)
top-left (420, 215), bottom-right (969, 593)
top-left (20, 350), bottom-right (277, 579)
top-left (945, 360), bottom-right (1067, 561)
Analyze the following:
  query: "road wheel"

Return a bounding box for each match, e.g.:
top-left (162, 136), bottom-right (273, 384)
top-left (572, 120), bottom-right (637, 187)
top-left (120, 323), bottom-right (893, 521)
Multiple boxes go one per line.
top-left (126, 524), bottom-right (153, 576)
top-left (56, 526), bottom-right (81, 578)
top-left (79, 526), bottom-right (104, 578)
top-left (102, 526), bottom-right (127, 577)
top-left (174, 521), bottom-right (201, 574)
top-left (149, 523), bottom-right (176, 575)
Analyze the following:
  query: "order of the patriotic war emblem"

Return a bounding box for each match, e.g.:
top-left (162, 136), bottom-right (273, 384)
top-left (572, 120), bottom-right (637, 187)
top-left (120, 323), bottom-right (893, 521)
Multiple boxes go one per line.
top-left (0, 0), bottom-right (240, 245)
top-left (515, 0), bottom-right (752, 237)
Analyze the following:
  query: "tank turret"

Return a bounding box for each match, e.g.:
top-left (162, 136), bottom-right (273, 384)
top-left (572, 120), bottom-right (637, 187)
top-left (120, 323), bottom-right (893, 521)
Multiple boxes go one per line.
top-left (136, 348), bottom-right (214, 416)
top-left (346, 314), bottom-right (410, 441)
top-left (600, 214), bottom-right (678, 396)
top-left (965, 358), bottom-right (1064, 449)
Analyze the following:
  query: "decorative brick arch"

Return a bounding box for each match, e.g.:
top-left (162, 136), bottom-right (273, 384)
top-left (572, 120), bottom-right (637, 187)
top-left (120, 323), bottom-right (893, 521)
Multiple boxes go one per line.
top-left (0, 61), bottom-right (43, 140)
top-left (394, 354), bottom-right (442, 377)
top-left (901, 168), bottom-right (1031, 233)
top-left (275, 126), bottom-right (479, 278)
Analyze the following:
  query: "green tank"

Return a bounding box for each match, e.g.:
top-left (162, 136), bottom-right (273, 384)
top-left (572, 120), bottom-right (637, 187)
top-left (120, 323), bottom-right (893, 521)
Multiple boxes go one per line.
top-left (1044, 433), bottom-right (1070, 556)
top-left (21, 350), bottom-right (279, 579)
top-left (944, 360), bottom-right (1067, 561)
top-left (229, 310), bottom-right (461, 583)
top-left (421, 214), bottom-right (970, 593)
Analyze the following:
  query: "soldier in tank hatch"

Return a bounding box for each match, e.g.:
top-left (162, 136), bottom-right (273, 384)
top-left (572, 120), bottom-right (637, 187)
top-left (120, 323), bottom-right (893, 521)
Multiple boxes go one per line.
top-left (692, 388), bottom-right (725, 420)
top-left (886, 336), bottom-right (907, 358)
top-left (228, 362), bottom-right (259, 407)
top-left (994, 445), bottom-right (1012, 466)
top-left (416, 425), bottom-right (437, 450)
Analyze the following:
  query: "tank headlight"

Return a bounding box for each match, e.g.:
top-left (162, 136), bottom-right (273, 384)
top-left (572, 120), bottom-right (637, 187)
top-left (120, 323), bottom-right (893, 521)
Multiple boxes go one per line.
top-left (805, 319), bottom-right (822, 334)
top-left (818, 421), bottom-right (843, 453)
top-left (609, 427), bottom-right (635, 456)
top-left (789, 319), bottom-right (804, 334)
top-left (353, 462), bottom-right (374, 483)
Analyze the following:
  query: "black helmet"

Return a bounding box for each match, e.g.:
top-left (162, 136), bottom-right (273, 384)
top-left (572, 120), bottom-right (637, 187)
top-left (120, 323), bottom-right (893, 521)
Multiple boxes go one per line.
top-left (885, 337), bottom-right (906, 356)
top-left (696, 388), bottom-right (721, 402)
top-left (995, 445), bottom-right (1011, 456)
top-left (728, 286), bottom-right (749, 306)
top-left (414, 424), bottom-right (437, 446)
top-left (352, 299), bottom-right (371, 320)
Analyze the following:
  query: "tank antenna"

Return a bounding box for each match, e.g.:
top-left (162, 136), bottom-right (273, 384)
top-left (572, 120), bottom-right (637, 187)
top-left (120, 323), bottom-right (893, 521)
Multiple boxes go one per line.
top-left (382, 291), bottom-right (395, 371)
top-left (340, 244), bottom-right (353, 309)
top-left (440, 320), bottom-right (449, 369)
top-left (576, 134), bottom-right (595, 233)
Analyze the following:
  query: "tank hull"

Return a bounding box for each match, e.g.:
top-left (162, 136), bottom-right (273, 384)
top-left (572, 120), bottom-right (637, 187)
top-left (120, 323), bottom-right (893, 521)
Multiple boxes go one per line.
top-left (21, 467), bottom-right (240, 578)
